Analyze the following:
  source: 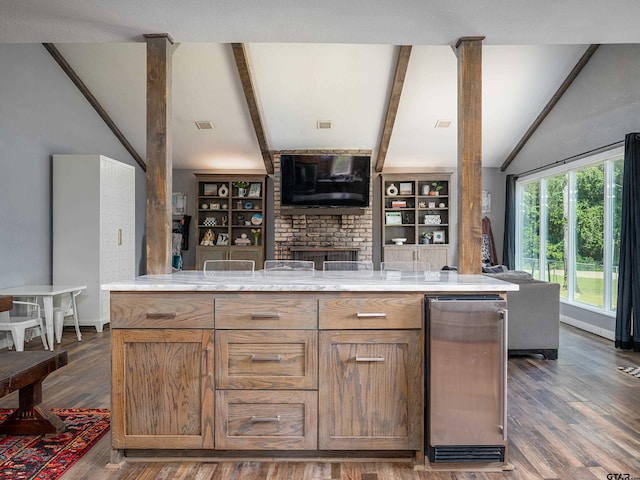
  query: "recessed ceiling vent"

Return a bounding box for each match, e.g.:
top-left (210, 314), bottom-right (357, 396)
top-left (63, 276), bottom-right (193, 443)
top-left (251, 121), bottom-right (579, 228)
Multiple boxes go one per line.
top-left (317, 121), bottom-right (332, 129)
top-left (195, 121), bottom-right (214, 130)
top-left (435, 119), bottom-right (452, 128)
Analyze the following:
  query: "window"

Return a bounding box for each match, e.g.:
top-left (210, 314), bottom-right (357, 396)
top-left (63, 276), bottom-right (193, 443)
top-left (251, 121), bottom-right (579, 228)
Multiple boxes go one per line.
top-left (516, 148), bottom-right (623, 316)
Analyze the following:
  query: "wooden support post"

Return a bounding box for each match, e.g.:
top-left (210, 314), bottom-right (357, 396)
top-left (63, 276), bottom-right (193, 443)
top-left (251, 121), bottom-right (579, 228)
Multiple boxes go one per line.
top-left (456, 37), bottom-right (484, 274)
top-left (144, 34), bottom-right (173, 274)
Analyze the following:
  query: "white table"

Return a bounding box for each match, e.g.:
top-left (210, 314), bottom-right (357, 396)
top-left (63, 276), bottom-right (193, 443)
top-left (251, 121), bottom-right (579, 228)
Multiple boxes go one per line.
top-left (0, 285), bottom-right (87, 350)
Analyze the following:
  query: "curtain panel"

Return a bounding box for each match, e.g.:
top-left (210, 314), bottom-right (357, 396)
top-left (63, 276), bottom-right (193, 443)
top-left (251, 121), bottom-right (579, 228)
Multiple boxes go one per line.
top-left (502, 174), bottom-right (517, 270)
top-left (615, 133), bottom-right (640, 350)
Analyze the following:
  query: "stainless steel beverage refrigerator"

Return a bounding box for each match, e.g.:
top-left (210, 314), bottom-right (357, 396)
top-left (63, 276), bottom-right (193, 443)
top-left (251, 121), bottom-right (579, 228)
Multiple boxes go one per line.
top-left (425, 295), bottom-right (508, 463)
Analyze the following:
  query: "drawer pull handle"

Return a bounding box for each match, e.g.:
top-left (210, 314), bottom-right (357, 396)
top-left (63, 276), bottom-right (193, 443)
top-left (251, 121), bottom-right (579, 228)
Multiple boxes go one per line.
top-left (146, 312), bottom-right (177, 319)
top-left (250, 355), bottom-right (282, 362)
top-left (355, 357), bottom-right (385, 362)
top-left (251, 415), bottom-right (281, 423)
top-left (356, 312), bottom-right (387, 318)
top-left (250, 312), bottom-right (281, 319)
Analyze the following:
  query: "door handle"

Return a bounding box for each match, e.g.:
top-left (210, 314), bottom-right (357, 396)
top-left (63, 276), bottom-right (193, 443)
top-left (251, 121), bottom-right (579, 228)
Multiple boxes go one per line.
top-left (251, 415), bottom-right (281, 423)
top-left (250, 355), bottom-right (282, 362)
top-left (356, 312), bottom-right (387, 318)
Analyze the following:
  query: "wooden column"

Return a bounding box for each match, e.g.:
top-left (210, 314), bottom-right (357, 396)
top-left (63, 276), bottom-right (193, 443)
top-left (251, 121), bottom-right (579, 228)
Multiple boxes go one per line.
top-left (456, 37), bottom-right (484, 274)
top-left (144, 34), bottom-right (173, 274)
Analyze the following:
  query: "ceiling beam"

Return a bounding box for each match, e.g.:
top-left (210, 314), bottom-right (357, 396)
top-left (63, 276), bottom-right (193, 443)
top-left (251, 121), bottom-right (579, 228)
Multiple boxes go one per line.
top-left (231, 43), bottom-right (274, 175)
top-left (500, 44), bottom-right (600, 172)
top-left (375, 45), bottom-right (412, 173)
top-left (42, 43), bottom-right (146, 172)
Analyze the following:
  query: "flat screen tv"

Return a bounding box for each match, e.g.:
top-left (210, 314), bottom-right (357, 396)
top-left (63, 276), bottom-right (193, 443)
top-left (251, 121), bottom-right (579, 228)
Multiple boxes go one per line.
top-left (280, 154), bottom-right (371, 208)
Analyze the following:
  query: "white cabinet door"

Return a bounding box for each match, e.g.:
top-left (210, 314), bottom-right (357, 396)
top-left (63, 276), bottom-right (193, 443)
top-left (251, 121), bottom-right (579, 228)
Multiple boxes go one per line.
top-left (54, 154), bottom-right (135, 332)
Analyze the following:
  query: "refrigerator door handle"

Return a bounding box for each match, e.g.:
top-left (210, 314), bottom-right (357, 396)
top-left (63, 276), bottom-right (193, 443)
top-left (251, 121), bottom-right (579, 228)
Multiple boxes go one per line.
top-left (498, 308), bottom-right (508, 439)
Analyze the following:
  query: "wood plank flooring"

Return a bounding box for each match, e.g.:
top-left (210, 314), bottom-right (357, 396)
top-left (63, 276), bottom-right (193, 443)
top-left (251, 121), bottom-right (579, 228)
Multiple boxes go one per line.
top-left (1, 323), bottom-right (639, 479)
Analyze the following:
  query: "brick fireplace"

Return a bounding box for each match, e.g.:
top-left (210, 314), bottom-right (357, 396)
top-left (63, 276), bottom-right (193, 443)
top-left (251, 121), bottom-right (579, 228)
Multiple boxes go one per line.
top-left (273, 151), bottom-right (373, 264)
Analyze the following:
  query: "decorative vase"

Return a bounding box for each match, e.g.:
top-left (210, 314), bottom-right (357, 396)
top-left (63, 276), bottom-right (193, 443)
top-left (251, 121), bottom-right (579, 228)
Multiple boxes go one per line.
top-left (238, 187), bottom-right (247, 197)
top-left (386, 184), bottom-right (398, 196)
top-left (218, 184), bottom-right (229, 197)
top-left (251, 230), bottom-right (261, 246)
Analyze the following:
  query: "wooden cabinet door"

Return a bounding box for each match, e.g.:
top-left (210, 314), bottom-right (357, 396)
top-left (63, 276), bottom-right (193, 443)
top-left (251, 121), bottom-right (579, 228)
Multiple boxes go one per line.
top-left (318, 330), bottom-right (422, 450)
top-left (416, 245), bottom-right (449, 271)
top-left (196, 246), bottom-right (228, 270)
top-left (229, 246), bottom-right (263, 268)
top-left (111, 329), bottom-right (214, 449)
top-left (382, 245), bottom-right (416, 263)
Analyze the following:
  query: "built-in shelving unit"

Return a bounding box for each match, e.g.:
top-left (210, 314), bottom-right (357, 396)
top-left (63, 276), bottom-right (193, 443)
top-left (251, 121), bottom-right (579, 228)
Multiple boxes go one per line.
top-left (381, 173), bottom-right (453, 270)
top-left (195, 174), bottom-right (266, 270)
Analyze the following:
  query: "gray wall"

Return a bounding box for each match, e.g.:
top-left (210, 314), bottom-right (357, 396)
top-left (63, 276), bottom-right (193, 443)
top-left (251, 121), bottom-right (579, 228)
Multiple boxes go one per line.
top-left (481, 167), bottom-right (506, 264)
top-left (505, 44), bottom-right (640, 175)
top-left (0, 44), bottom-right (147, 289)
top-left (503, 44), bottom-right (640, 336)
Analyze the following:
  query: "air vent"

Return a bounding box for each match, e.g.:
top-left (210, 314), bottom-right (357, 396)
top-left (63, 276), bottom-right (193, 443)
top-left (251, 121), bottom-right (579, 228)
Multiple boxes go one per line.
top-left (195, 121), bottom-right (214, 130)
top-left (434, 119), bottom-right (452, 128)
top-left (429, 445), bottom-right (505, 463)
top-left (316, 121), bottom-right (332, 129)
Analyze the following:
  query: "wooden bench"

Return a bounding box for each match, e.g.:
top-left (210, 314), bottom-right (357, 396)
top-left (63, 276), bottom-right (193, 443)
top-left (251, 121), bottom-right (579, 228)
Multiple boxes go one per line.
top-left (1, 294), bottom-right (68, 435)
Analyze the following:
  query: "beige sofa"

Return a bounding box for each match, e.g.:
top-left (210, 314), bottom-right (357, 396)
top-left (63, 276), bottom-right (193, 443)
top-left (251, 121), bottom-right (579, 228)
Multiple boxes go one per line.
top-left (483, 269), bottom-right (560, 359)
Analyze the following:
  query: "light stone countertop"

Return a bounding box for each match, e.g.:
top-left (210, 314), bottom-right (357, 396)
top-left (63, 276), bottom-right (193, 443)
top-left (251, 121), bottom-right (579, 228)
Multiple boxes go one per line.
top-left (102, 270), bottom-right (519, 293)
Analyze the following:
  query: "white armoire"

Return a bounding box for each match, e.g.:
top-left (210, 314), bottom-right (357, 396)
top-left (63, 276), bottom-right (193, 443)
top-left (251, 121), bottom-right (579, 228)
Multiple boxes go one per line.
top-left (53, 154), bottom-right (135, 332)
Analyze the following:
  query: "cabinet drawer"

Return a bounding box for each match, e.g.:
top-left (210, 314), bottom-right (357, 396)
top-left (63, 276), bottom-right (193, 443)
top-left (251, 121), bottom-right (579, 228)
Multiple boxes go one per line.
top-left (215, 295), bottom-right (317, 329)
top-left (110, 293), bottom-right (214, 328)
top-left (319, 294), bottom-right (422, 329)
top-left (215, 390), bottom-right (317, 450)
top-left (216, 330), bottom-right (317, 389)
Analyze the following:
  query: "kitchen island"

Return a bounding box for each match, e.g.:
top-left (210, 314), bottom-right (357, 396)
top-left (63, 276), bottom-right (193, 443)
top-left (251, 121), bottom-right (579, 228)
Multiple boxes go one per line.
top-left (103, 270), bottom-right (517, 467)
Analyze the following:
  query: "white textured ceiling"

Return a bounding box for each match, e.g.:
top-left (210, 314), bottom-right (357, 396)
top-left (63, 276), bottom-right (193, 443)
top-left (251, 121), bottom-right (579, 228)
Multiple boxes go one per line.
top-left (2, 1), bottom-right (634, 171)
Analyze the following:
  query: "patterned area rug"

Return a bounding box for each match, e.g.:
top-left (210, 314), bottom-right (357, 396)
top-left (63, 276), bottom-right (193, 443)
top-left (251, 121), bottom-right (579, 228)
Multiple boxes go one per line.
top-left (618, 366), bottom-right (640, 378)
top-left (0, 408), bottom-right (110, 480)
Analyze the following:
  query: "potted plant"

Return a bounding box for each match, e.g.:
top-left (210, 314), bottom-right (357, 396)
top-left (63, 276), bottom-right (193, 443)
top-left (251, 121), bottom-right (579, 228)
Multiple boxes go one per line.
top-left (233, 181), bottom-right (249, 197)
top-left (421, 231), bottom-right (433, 244)
top-left (429, 182), bottom-right (443, 196)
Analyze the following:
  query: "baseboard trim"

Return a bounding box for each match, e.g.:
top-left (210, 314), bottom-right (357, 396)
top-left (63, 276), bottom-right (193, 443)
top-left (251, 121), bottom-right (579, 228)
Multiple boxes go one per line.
top-left (560, 315), bottom-right (615, 341)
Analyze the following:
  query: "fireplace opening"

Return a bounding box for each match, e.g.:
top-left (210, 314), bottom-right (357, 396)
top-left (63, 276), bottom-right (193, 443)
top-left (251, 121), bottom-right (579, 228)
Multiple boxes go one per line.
top-left (290, 247), bottom-right (359, 270)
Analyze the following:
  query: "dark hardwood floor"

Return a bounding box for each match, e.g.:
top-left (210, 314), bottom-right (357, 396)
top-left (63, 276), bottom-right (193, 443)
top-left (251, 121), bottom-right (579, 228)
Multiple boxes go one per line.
top-left (1, 323), bottom-right (639, 479)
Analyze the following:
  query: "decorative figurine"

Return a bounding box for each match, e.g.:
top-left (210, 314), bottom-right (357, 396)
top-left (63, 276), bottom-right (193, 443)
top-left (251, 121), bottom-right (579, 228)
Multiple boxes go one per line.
top-left (200, 229), bottom-right (215, 246)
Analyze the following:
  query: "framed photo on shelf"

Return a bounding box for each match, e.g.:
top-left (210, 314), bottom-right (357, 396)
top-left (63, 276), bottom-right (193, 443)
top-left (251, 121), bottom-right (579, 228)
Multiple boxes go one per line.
top-left (482, 190), bottom-right (492, 214)
top-left (248, 183), bottom-right (262, 197)
top-left (399, 182), bottom-right (413, 195)
top-left (203, 183), bottom-right (217, 196)
top-left (433, 230), bottom-right (446, 244)
top-left (385, 211), bottom-right (403, 225)
top-left (171, 192), bottom-right (187, 215)
top-left (216, 233), bottom-right (229, 246)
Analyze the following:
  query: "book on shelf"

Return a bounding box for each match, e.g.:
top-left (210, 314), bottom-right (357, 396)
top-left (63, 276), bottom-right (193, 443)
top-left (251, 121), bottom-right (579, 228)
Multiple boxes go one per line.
top-left (391, 200), bottom-right (407, 208)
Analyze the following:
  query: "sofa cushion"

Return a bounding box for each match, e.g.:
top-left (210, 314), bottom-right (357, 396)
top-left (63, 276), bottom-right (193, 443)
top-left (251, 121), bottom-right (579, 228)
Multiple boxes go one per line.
top-left (484, 270), bottom-right (537, 284)
top-left (481, 264), bottom-right (508, 274)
